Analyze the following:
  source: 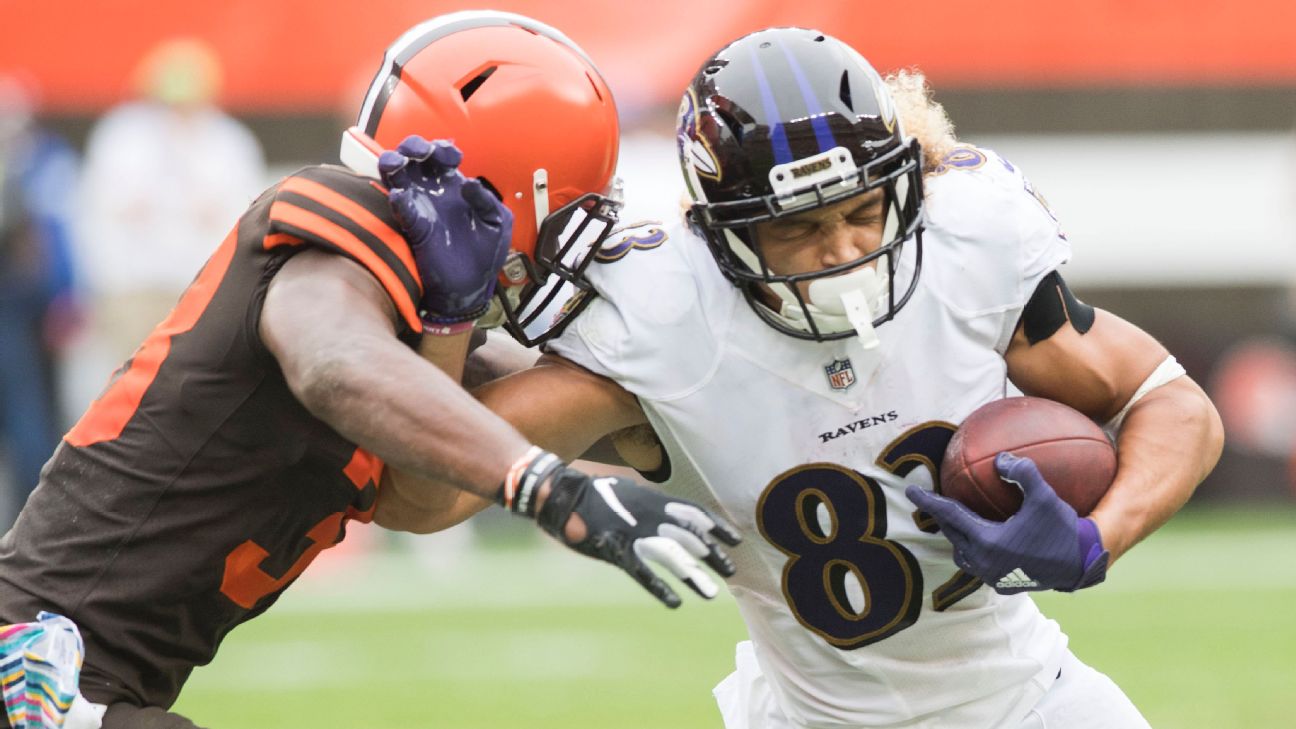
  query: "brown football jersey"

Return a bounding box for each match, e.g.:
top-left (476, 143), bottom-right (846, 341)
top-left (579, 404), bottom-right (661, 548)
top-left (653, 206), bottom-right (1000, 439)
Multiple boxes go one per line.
top-left (0, 164), bottom-right (422, 708)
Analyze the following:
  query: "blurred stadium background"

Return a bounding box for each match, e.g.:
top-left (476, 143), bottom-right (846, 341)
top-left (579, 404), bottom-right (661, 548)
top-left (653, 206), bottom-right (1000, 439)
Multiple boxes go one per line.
top-left (2, 1), bottom-right (1295, 726)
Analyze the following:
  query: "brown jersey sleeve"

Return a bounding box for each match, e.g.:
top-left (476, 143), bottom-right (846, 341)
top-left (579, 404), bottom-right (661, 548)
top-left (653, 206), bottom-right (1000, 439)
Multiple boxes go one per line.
top-left (265, 165), bottom-right (424, 333)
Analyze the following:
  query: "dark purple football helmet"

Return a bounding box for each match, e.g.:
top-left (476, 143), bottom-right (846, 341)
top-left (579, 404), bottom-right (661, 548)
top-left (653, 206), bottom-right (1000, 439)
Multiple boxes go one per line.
top-left (678, 28), bottom-right (925, 342)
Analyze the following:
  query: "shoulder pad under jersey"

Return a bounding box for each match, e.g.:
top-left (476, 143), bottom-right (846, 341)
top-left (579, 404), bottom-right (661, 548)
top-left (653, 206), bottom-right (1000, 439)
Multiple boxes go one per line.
top-left (266, 165), bottom-right (423, 333)
top-left (547, 219), bottom-right (734, 400)
top-left (920, 145), bottom-right (1071, 323)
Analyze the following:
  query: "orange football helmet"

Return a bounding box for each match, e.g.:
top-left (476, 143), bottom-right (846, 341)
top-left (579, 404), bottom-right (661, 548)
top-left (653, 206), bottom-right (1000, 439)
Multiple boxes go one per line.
top-left (342, 10), bottom-right (621, 344)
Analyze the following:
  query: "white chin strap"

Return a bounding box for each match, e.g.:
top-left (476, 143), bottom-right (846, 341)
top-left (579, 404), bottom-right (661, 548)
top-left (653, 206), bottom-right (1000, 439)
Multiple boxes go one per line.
top-left (728, 232), bottom-right (889, 348)
top-left (781, 265), bottom-right (888, 349)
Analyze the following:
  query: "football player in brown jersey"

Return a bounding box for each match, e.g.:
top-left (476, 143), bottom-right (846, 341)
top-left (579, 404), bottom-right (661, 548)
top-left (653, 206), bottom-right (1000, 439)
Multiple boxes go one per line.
top-left (0, 12), bottom-right (737, 729)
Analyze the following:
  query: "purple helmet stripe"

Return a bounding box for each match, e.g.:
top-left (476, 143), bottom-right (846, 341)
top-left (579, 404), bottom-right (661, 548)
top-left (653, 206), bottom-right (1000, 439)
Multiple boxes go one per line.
top-left (746, 45), bottom-right (793, 165)
top-left (776, 39), bottom-right (836, 153)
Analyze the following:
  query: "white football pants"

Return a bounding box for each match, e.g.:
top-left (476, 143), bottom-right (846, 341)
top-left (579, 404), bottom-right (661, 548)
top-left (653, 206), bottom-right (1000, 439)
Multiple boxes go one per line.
top-left (713, 640), bottom-right (1151, 729)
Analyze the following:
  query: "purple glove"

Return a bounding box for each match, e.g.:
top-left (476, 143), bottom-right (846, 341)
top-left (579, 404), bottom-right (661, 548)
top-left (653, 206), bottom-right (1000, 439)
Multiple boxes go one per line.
top-left (378, 136), bottom-right (513, 325)
top-left (905, 452), bottom-right (1109, 594)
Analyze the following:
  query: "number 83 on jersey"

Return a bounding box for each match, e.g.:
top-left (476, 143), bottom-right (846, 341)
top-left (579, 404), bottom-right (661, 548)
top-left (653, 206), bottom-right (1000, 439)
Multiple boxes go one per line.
top-left (756, 422), bottom-right (981, 650)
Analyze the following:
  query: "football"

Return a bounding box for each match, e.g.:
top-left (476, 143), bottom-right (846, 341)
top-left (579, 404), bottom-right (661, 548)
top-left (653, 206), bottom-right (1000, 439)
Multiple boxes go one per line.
top-left (938, 396), bottom-right (1116, 520)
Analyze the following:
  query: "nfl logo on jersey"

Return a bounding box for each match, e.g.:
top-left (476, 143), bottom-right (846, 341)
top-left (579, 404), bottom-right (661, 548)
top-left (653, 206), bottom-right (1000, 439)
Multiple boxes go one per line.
top-left (825, 359), bottom-right (856, 390)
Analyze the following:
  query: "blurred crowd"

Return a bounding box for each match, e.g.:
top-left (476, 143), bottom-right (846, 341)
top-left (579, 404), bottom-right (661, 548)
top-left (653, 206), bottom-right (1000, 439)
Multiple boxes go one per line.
top-left (0, 39), bottom-right (266, 529)
top-left (0, 73), bottom-right (78, 528)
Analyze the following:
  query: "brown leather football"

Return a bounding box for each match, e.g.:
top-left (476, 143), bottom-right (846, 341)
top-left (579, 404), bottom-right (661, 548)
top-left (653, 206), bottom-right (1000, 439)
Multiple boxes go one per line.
top-left (939, 397), bottom-right (1116, 520)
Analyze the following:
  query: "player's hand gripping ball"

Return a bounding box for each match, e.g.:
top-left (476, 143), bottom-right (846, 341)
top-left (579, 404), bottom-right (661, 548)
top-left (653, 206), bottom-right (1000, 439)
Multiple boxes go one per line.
top-left (905, 397), bottom-right (1114, 594)
top-left (938, 396), bottom-right (1116, 520)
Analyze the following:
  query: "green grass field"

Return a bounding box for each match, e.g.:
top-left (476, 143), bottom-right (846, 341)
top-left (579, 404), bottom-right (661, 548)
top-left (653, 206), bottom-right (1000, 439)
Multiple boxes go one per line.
top-left (173, 505), bottom-right (1296, 728)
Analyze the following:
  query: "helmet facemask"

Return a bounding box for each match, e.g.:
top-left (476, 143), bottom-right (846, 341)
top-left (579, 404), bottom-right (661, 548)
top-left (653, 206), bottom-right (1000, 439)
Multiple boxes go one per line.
top-left (488, 184), bottom-right (624, 346)
top-left (690, 138), bottom-right (925, 346)
top-left (679, 27), bottom-right (927, 346)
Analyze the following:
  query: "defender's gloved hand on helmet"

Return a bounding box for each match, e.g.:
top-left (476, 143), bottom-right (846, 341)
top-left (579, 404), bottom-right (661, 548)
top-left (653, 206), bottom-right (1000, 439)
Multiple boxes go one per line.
top-left (499, 447), bottom-right (742, 608)
top-left (379, 135), bottom-right (512, 331)
top-left (905, 452), bottom-right (1109, 594)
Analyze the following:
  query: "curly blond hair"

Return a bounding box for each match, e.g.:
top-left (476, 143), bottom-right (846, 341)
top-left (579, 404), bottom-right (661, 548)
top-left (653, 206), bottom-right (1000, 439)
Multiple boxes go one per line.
top-left (885, 69), bottom-right (958, 175)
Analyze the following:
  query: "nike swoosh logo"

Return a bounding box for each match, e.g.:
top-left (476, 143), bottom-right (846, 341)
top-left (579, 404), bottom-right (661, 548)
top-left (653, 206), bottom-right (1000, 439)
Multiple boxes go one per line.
top-left (593, 478), bottom-right (637, 527)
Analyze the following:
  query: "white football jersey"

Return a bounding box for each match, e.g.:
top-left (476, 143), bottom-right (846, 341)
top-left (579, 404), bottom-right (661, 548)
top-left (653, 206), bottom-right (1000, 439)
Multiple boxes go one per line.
top-left (547, 146), bottom-right (1074, 728)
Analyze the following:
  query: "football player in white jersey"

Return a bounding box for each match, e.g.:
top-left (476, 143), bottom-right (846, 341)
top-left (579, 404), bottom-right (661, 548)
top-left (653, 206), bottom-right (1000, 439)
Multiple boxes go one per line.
top-left (377, 28), bottom-right (1223, 729)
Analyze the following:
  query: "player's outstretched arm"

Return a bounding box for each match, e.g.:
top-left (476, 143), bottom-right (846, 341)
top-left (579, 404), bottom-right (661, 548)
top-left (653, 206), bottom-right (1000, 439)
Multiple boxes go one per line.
top-left (266, 132), bottom-right (740, 605)
top-left (262, 252), bottom-right (739, 606)
top-left (1005, 307), bottom-right (1224, 564)
top-left (373, 352), bottom-right (645, 535)
top-left (372, 329), bottom-right (498, 535)
top-left (377, 350), bottom-right (743, 606)
top-left (261, 248), bottom-right (531, 498)
top-left (485, 356), bottom-right (742, 606)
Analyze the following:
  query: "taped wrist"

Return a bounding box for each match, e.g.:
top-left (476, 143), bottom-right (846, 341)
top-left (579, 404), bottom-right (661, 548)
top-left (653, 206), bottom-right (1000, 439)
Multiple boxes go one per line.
top-left (497, 446), bottom-right (563, 518)
top-left (423, 320), bottom-right (477, 336)
top-left (535, 469), bottom-right (589, 538)
top-left (423, 300), bottom-right (491, 326)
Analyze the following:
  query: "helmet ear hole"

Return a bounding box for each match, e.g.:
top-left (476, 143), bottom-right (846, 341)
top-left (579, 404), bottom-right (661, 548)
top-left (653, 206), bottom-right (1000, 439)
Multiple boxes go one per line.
top-left (715, 108), bottom-right (745, 144)
top-left (839, 71), bottom-right (853, 110)
top-left (459, 66), bottom-right (498, 101)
